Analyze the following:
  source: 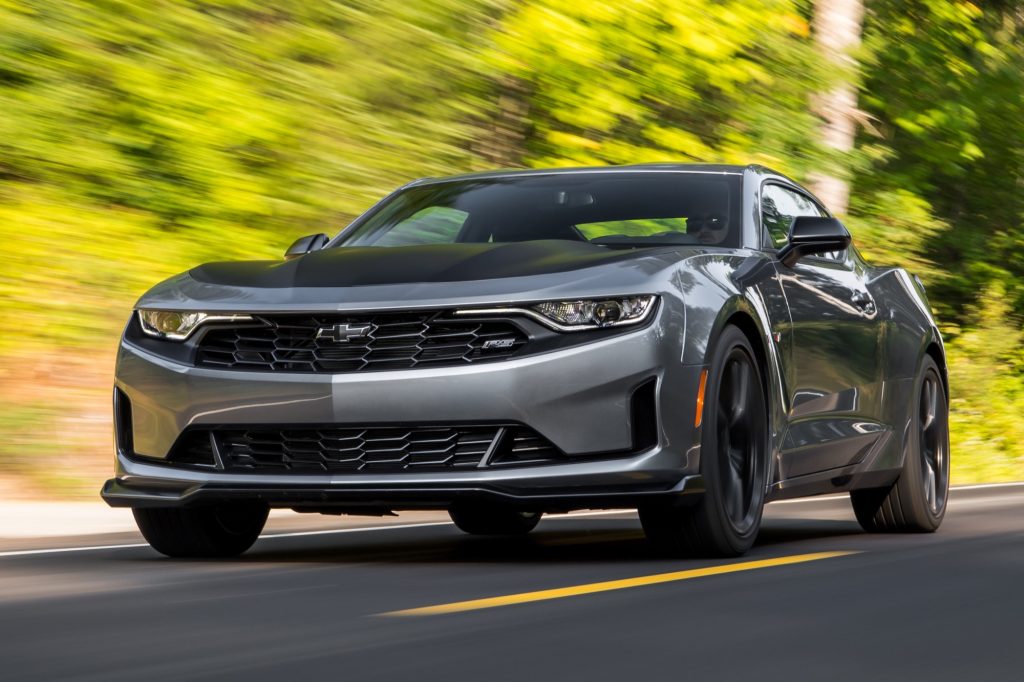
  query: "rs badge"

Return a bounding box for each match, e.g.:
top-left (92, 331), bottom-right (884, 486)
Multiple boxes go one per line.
top-left (481, 338), bottom-right (516, 350)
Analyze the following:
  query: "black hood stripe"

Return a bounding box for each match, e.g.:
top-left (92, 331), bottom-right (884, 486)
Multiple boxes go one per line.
top-left (189, 240), bottom-right (676, 288)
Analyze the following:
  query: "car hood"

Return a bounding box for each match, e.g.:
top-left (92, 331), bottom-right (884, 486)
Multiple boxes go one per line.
top-left (191, 241), bottom-right (669, 287)
top-left (137, 240), bottom-right (704, 312)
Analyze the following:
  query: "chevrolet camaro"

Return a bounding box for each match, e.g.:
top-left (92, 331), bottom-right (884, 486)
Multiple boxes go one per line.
top-left (102, 164), bottom-right (950, 558)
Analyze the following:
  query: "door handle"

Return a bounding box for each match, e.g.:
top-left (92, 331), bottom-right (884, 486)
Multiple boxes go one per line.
top-left (851, 290), bottom-right (876, 314)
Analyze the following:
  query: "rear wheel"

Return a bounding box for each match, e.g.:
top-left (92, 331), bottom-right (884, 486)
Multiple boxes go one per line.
top-left (640, 325), bottom-right (768, 557)
top-left (133, 502), bottom-right (269, 558)
top-left (851, 355), bottom-right (949, 532)
top-left (449, 503), bottom-right (541, 535)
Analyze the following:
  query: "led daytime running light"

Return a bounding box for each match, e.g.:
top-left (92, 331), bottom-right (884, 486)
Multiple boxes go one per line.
top-left (137, 310), bottom-right (253, 341)
top-left (531, 296), bottom-right (655, 330)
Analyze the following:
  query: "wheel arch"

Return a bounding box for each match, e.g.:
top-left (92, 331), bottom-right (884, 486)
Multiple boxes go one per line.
top-left (700, 297), bottom-right (787, 486)
top-left (887, 327), bottom-right (948, 477)
top-left (702, 297), bottom-right (779, 409)
top-left (702, 297), bottom-right (770, 365)
top-left (924, 339), bottom-right (949, 404)
top-left (722, 311), bottom-right (768, 377)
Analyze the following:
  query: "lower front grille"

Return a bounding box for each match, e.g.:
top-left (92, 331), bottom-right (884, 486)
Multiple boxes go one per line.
top-left (489, 428), bottom-right (562, 466)
top-left (165, 424), bottom-right (567, 473)
top-left (222, 426), bottom-right (499, 472)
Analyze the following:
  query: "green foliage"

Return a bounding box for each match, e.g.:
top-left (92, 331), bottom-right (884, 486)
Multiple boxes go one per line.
top-left (0, 0), bottom-right (508, 354)
top-left (946, 284), bottom-right (1024, 482)
top-left (858, 0), bottom-right (1024, 318)
top-left (0, 0), bottom-right (1022, 495)
top-left (845, 189), bottom-right (947, 280)
top-left (490, 0), bottom-right (831, 176)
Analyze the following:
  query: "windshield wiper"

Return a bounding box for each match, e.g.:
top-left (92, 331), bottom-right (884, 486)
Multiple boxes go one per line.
top-left (589, 234), bottom-right (700, 249)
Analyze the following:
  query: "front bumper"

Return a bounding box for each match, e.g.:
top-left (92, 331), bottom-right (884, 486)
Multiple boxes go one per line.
top-left (106, 314), bottom-right (705, 511)
top-left (101, 469), bottom-right (705, 512)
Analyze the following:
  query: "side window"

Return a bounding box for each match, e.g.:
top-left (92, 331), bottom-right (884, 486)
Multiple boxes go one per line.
top-left (371, 206), bottom-right (468, 247)
top-left (761, 184), bottom-right (825, 249)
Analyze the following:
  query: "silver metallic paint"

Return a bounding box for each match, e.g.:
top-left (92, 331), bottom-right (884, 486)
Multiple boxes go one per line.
top-left (103, 164), bottom-right (945, 510)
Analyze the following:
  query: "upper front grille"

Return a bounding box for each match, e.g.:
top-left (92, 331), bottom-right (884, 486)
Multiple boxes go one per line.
top-left (195, 311), bottom-right (527, 372)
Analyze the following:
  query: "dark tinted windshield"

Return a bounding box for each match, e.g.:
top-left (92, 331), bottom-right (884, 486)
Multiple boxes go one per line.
top-left (335, 172), bottom-right (742, 248)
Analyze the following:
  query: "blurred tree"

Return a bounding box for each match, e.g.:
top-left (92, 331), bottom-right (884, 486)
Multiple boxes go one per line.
top-left (807, 0), bottom-right (865, 215)
top-left (1, 0), bottom-right (1023, 492)
top-left (0, 0), bottom-right (512, 353)
top-left (855, 0), bottom-right (1024, 319)
top-left (487, 0), bottom-right (829, 177)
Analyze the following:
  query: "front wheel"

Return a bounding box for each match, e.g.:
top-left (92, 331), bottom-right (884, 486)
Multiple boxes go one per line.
top-left (640, 325), bottom-right (769, 557)
top-left (851, 355), bottom-right (949, 532)
top-left (133, 502), bottom-right (269, 558)
top-left (449, 503), bottom-right (541, 535)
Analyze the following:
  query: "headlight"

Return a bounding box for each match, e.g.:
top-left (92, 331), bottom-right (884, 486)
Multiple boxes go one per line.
top-left (137, 310), bottom-right (253, 341)
top-left (531, 295), bottom-right (656, 331)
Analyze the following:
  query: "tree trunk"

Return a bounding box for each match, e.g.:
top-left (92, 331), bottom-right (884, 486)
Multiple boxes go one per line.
top-left (474, 75), bottom-right (528, 169)
top-left (809, 0), bottom-right (865, 215)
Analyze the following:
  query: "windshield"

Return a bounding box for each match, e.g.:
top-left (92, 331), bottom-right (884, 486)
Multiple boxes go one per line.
top-left (335, 171), bottom-right (742, 248)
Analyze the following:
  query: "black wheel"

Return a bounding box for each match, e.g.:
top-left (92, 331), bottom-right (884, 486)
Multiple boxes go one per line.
top-left (133, 502), bottom-right (269, 558)
top-left (449, 503), bottom-right (541, 535)
top-left (851, 355), bottom-right (949, 532)
top-left (640, 325), bottom-right (768, 557)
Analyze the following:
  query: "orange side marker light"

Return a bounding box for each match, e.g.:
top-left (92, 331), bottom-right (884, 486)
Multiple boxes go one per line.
top-left (695, 368), bottom-right (708, 428)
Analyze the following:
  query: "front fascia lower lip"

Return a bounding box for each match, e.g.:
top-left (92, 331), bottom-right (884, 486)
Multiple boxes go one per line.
top-left (452, 295), bottom-right (658, 332)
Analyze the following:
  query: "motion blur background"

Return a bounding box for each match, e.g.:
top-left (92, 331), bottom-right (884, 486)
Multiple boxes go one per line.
top-left (0, 0), bottom-right (1021, 499)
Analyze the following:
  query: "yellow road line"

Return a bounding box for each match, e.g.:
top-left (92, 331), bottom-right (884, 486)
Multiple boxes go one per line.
top-left (383, 550), bottom-right (858, 617)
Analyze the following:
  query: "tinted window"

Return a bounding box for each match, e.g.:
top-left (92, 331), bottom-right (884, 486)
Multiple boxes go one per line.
top-left (761, 183), bottom-right (825, 249)
top-left (372, 206), bottom-right (468, 247)
top-left (337, 172), bottom-right (743, 249)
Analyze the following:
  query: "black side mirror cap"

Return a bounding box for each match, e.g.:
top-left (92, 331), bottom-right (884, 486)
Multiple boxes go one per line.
top-left (284, 233), bottom-right (329, 260)
top-left (777, 216), bottom-right (851, 267)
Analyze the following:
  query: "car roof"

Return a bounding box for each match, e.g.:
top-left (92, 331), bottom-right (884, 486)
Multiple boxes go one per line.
top-left (407, 163), bottom-right (792, 187)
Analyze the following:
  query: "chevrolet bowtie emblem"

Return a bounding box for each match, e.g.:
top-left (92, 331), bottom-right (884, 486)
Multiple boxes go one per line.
top-left (316, 323), bottom-right (372, 343)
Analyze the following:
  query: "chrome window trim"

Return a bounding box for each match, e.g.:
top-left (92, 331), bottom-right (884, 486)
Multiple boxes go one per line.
top-left (410, 170), bottom-right (743, 188)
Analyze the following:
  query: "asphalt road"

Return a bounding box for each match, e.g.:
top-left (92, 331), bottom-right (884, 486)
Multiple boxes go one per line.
top-left (2, 484), bottom-right (1023, 681)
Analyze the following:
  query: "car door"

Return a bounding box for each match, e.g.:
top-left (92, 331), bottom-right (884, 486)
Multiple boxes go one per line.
top-left (762, 183), bottom-right (885, 480)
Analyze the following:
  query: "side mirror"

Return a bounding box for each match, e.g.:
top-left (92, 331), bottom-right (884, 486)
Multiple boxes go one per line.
top-left (777, 217), bottom-right (851, 267)
top-left (284, 233), bottom-right (329, 260)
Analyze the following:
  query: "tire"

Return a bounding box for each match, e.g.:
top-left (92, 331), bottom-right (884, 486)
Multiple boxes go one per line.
top-left (851, 355), bottom-right (949, 532)
top-left (640, 325), bottom-right (769, 557)
top-left (449, 503), bottom-right (541, 535)
top-left (133, 502), bottom-right (269, 558)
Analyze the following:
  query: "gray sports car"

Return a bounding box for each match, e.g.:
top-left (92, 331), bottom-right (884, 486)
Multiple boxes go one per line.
top-left (102, 163), bottom-right (950, 558)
